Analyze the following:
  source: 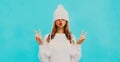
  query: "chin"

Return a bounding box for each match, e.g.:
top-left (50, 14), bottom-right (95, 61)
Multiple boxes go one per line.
top-left (58, 26), bottom-right (64, 28)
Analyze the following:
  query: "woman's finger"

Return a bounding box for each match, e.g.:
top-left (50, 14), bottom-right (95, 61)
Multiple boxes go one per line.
top-left (80, 30), bottom-right (84, 35)
top-left (38, 29), bottom-right (41, 34)
top-left (83, 32), bottom-right (88, 36)
top-left (34, 30), bottom-right (38, 34)
top-left (38, 29), bottom-right (42, 38)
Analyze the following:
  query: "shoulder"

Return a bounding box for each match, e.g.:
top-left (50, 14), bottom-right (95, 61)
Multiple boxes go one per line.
top-left (43, 33), bottom-right (50, 42)
top-left (44, 33), bottom-right (49, 37)
top-left (44, 33), bottom-right (50, 39)
top-left (71, 34), bottom-right (76, 41)
top-left (71, 34), bottom-right (76, 38)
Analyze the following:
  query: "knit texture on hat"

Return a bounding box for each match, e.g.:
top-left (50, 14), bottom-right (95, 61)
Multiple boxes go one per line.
top-left (54, 4), bottom-right (69, 21)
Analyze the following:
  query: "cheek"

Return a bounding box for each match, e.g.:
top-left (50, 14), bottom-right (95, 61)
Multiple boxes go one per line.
top-left (55, 22), bottom-right (59, 26)
top-left (56, 21), bottom-right (59, 24)
top-left (63, 21), bottom-right (66, 25)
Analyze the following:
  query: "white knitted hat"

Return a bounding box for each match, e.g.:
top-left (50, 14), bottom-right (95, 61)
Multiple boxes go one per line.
top-left (53, 4), bottom-right (69, 21)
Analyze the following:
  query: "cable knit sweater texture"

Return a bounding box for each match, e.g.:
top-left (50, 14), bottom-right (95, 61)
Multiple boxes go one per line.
top-left (38, 33), bottom-right (82, 62)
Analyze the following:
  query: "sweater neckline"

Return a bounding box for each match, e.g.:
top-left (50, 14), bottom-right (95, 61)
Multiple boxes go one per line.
top-left (55, 33), bottom-right (65, 35)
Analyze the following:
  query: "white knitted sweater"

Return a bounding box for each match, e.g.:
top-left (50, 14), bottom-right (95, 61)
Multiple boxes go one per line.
top-left (38, 33), bottom-right (82, 62)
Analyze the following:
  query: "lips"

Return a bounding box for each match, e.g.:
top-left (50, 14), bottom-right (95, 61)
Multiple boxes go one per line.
top-left (59, 23), bottom-right (62, 26)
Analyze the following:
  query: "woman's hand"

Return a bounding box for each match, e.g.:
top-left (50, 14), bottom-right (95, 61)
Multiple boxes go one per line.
top-left (34, 29), bottom-right (43, 45)
top-left (77, 30), bottom-right (88, 45)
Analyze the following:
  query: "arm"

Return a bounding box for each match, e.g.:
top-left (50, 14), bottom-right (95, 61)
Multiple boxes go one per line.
top-left (70, 35), bottom-right (82, 62)
top-left (71, 31), bottom-right (87, 62)
top-left (38, 34), bottom-right (51, 62)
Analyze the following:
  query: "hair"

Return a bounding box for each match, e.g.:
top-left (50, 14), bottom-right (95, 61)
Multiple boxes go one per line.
top-left (47, 20), bottom-right (74, 44)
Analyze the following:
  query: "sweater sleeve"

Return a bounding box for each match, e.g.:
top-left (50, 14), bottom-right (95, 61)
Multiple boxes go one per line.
top-left (38, 34), bottom-right (51, 62)
top-left (70, 34), bottom-right (82, 62)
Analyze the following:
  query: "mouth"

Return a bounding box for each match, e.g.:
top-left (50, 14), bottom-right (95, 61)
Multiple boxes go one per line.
top-left (59, 23), bottom-right (62, 26)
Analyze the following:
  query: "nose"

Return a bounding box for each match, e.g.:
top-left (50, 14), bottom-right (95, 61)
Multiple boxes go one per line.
top-left (59, 19), bottom-right (62, 22)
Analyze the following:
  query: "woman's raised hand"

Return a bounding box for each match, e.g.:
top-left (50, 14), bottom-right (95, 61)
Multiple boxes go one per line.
top-left (34, 29), bottom-right (43, 45)
top-left (77, 30), bottom-right (88, 45)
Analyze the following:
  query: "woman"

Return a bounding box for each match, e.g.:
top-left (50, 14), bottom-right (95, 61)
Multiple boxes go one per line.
top-left (35, 4), bottom-right (87, 62)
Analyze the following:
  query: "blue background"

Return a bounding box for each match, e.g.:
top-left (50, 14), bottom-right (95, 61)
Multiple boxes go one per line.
top-left (0, 0), bottom-right (120, 62)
